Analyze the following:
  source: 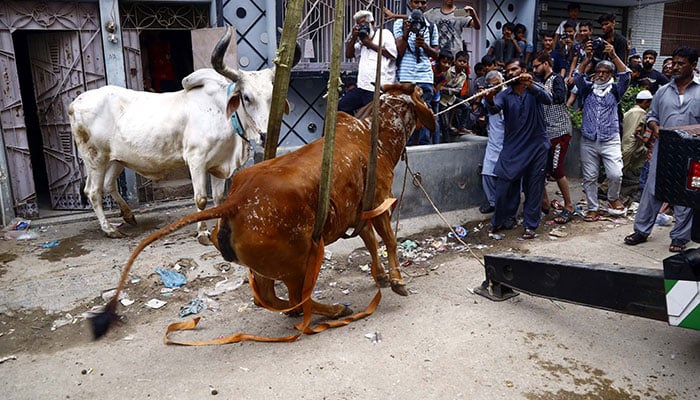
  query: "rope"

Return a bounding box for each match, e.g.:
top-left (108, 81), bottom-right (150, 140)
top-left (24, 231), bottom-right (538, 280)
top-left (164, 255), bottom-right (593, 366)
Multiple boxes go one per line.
top-left (434, 75), bottom-right (520, 117)
top-left (399, 152), bottom-right (485, 267)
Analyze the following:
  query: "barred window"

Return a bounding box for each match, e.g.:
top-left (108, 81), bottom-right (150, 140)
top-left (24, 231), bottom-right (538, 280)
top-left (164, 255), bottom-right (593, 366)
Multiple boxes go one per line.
top-left (661, 0), bottom-right (700, 55)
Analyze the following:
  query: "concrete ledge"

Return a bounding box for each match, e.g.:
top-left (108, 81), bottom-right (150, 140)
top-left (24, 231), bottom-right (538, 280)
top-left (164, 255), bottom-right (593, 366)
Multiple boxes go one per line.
top-left (264, 130), bottom-right (582, 220)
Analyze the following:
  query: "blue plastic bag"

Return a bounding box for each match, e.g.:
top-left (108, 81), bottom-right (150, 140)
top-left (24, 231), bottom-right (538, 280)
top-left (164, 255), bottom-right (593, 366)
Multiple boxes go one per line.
top-left (155, 268), bottom-right (187, 288)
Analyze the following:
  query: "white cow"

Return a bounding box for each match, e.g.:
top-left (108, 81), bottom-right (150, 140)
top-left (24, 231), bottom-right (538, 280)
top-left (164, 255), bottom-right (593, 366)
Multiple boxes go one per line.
top-left (68, 27), bottom-right (286, 243)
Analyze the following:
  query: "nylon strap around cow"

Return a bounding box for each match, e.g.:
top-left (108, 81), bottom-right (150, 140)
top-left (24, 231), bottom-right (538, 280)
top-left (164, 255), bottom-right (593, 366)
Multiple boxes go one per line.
top-left (162, 198), bottom-right (395, 345)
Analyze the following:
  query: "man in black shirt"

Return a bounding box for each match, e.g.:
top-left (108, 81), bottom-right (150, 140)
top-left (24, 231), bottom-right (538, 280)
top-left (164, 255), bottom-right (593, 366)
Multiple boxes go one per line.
top-left (638, 49), bottom-right (670, 94)
top-left (597, 13), bottom-right (628, 63)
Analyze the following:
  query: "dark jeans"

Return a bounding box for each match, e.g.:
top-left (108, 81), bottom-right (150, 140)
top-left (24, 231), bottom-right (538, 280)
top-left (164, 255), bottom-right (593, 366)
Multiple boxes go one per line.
top-left (408, 83), bottom-right (436, 145)
top-left (338, 88), bottom-right (374, 115)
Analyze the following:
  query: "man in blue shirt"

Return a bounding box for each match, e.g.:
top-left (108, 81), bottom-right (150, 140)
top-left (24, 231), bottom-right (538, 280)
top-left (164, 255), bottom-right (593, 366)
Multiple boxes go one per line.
top-left (574, 40), bottom-right (630, 221)
top-left (484, 58), bottom-right (553, 239)
top-left (394, 0), bottom-right (439, 145)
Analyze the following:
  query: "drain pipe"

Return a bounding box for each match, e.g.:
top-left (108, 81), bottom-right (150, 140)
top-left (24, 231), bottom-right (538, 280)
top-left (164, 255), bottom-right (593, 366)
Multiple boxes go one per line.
top-left (265, 0), bottom-right (277, 68)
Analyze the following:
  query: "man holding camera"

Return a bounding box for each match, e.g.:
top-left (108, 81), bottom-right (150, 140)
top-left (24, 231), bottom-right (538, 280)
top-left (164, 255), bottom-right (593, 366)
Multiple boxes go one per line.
top-left (574, 40), bottom-right (630, 222)
top-left (338, 10), bottom-right (398, 115)
top-left (394, 0), bottom-right (440, 145)
top-left (597, 13), bottom-right (628, 62)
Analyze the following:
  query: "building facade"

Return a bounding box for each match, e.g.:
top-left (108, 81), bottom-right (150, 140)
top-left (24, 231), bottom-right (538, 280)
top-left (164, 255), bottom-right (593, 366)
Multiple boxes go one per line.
top-left (0, 0), bottom-right (690, 224)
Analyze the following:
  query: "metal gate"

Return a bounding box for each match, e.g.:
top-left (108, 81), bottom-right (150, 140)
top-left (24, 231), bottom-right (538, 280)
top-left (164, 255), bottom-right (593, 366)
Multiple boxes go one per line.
top-left (0, 1), bottom-right (106, 216)
top-left (26, 30), bottom-right (106, 210)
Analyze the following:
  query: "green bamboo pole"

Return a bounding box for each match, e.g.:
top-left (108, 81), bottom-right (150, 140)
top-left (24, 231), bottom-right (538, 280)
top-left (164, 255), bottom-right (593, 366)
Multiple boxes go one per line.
top-left (311, 0), bottom-right (344, 240)
top-left (264, 0), bottom-right (304, 161)
top-left (362, 9), bottom-right (385, 214)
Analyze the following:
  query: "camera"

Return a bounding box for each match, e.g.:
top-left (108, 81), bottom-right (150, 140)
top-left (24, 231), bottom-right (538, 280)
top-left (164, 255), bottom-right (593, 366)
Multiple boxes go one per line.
top-left (590, 37), bottom-right (607, 59)
top-left (357, 24), bottom-right (370, 39)
top-left (408, 9), bottom-right (426, 35)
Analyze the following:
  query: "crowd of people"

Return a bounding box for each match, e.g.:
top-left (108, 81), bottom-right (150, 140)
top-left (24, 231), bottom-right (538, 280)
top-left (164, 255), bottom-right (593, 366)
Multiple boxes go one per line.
top-left (341, 1), bottom-right (700, 249)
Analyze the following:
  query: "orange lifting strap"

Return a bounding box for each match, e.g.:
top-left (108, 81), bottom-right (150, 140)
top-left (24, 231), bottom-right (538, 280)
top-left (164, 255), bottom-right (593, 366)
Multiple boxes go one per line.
top-left (162, 198), bottom-right (395, 345)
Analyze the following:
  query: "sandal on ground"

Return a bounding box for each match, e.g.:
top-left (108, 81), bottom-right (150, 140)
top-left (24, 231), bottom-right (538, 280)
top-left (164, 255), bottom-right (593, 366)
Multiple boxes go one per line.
top-left (669, 238), bottom-right (688, 253)
top-left (550, 199), bottom-right (564, 211)
top-left (522, 228), bottom-right (537, 240)
top-left (607, 201), bottom-right (628, 217)
top-left (554, 209), bottom-right (573, 224)
top-left (624, 231), bottom-right (648, 246)
top-left (479, 204), bottom-right (495, 214)
top-left (488, 219), bottom-right (516, 233)
top-left (583, 210), bottom-right (600, 222)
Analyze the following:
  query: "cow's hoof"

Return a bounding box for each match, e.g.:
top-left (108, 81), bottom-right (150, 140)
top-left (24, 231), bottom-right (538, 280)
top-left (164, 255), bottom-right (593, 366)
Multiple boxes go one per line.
top-left (105, 230), bottom-right (126, 239)
top-left (123, 214), bottom-right (137, 226)
top-left (375, 275), bottom-right (390, 288)
top-left (197, 232), bottom-right (212, 246)
top-left (335, 305), bottom-right (353, 318)
top-left (284, 308), bottom-right (303, 317)
top-left (391, 281), bottom-right (409, 296)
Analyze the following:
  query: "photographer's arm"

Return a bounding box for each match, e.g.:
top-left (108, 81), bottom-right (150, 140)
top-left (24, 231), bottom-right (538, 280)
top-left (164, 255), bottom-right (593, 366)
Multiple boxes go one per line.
top-left (465, 6), bottom-right (481, 30)
top-left (360, 35), bottom-right (396, 60)
top-left (345, 25), bottom-right (359, 59)
top-left (394, 20), bottom-right (409, 57)
top-left (578, 41), bottom-right (593, 75)
top-left (418, 23), bottom-right (439, 59)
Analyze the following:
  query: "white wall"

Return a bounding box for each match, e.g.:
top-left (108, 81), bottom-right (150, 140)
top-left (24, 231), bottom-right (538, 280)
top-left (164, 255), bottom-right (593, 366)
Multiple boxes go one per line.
top-left (627, 3), bottom-right (666, 66)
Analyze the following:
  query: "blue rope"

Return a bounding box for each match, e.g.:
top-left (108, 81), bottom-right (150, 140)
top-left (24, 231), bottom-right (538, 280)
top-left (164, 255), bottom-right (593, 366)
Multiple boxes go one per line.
top-left (226, 83), bottom-right (245, 139)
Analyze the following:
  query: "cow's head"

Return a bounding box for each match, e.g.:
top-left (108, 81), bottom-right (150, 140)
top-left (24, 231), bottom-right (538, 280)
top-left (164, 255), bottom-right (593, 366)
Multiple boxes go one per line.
top-left (212, 27), bottom-right (299, 144)
top-left (379, 83), bottom-right (436, 133)
top-left (407, 84), bottom-right (436, 133)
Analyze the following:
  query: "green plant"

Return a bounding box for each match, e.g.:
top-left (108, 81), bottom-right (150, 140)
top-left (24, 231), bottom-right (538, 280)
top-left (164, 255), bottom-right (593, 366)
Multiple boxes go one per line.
top-left (569, 106), bottom-right (583, 129)
top-left (621, 85), bottom-right (643, 113)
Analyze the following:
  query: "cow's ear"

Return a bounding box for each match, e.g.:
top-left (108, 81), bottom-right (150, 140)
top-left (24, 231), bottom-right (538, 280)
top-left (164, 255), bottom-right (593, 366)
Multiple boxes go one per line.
top-left (226, 93), bottom-right (240, 119)
top-left (414, 99), bottom-right (436, 133)
top-left (284, 99), bottom-right (290, 115)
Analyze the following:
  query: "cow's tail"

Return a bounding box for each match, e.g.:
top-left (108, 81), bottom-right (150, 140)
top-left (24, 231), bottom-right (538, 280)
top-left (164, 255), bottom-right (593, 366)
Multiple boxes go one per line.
top-left (90, 204), bottom-right (232, 339)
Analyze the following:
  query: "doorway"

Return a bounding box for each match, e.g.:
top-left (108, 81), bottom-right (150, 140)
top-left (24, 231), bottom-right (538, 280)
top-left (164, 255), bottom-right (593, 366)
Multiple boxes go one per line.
top-left (140, 30), bottom-right (193, 93)
top-left (13, 31), bottom-right (52, 210)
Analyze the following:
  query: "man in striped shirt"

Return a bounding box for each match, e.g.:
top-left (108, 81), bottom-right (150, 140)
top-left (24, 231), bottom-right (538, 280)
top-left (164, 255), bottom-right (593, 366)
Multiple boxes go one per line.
top-left (393, 0), bottom-right (439, 144)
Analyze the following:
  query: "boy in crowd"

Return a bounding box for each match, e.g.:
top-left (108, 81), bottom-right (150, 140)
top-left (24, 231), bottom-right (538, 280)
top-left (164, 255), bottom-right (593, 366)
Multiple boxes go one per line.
top-left (515, 23), bottom-right (533, 67)
top-left (488, 23), bottom-right (521, 69)
top-left (439, 51), bottom-right (471, 140)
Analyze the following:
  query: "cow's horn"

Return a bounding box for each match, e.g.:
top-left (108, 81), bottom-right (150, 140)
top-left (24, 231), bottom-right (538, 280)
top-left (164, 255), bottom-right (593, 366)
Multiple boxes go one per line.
top-left (212, 26), bottom-right (240, 82)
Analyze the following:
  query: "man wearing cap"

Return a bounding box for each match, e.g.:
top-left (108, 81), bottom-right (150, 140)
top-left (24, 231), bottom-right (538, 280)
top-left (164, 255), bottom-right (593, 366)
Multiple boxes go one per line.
top-left (574, 39), bottom-right (630, 221)
top-left (620, 89), bottom-right (653, 199)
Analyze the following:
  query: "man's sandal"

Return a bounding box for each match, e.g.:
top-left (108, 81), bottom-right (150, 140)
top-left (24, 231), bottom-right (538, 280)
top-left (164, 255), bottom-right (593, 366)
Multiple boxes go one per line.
top-left (583, 210), bottom-right (600, 222)
top-left (624, 231), bottom-right (648, 245)
top-left (522, 228), bottom-right (537, 240)
top-left (669, 238), bottom-right (687, 253)
top-left (554, 209), bottom-right (573, 224)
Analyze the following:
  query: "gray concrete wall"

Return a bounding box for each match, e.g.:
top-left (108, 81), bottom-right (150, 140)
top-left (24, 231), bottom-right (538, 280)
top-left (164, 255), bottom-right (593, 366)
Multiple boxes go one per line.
top-left (265, 131), bottom-right (582, 220)
top-left (393, 132), bottom-right (582, 218)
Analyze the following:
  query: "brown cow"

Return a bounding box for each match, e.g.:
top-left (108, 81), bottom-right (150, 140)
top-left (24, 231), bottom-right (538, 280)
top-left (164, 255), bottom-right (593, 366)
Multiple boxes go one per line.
top-left (91, 83), bottom-right (435, 338)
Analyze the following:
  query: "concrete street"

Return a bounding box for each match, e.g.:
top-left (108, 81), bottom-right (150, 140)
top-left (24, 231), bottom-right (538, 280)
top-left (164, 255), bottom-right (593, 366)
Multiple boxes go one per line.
top-left (0, 180), bottom-right (698, 399)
